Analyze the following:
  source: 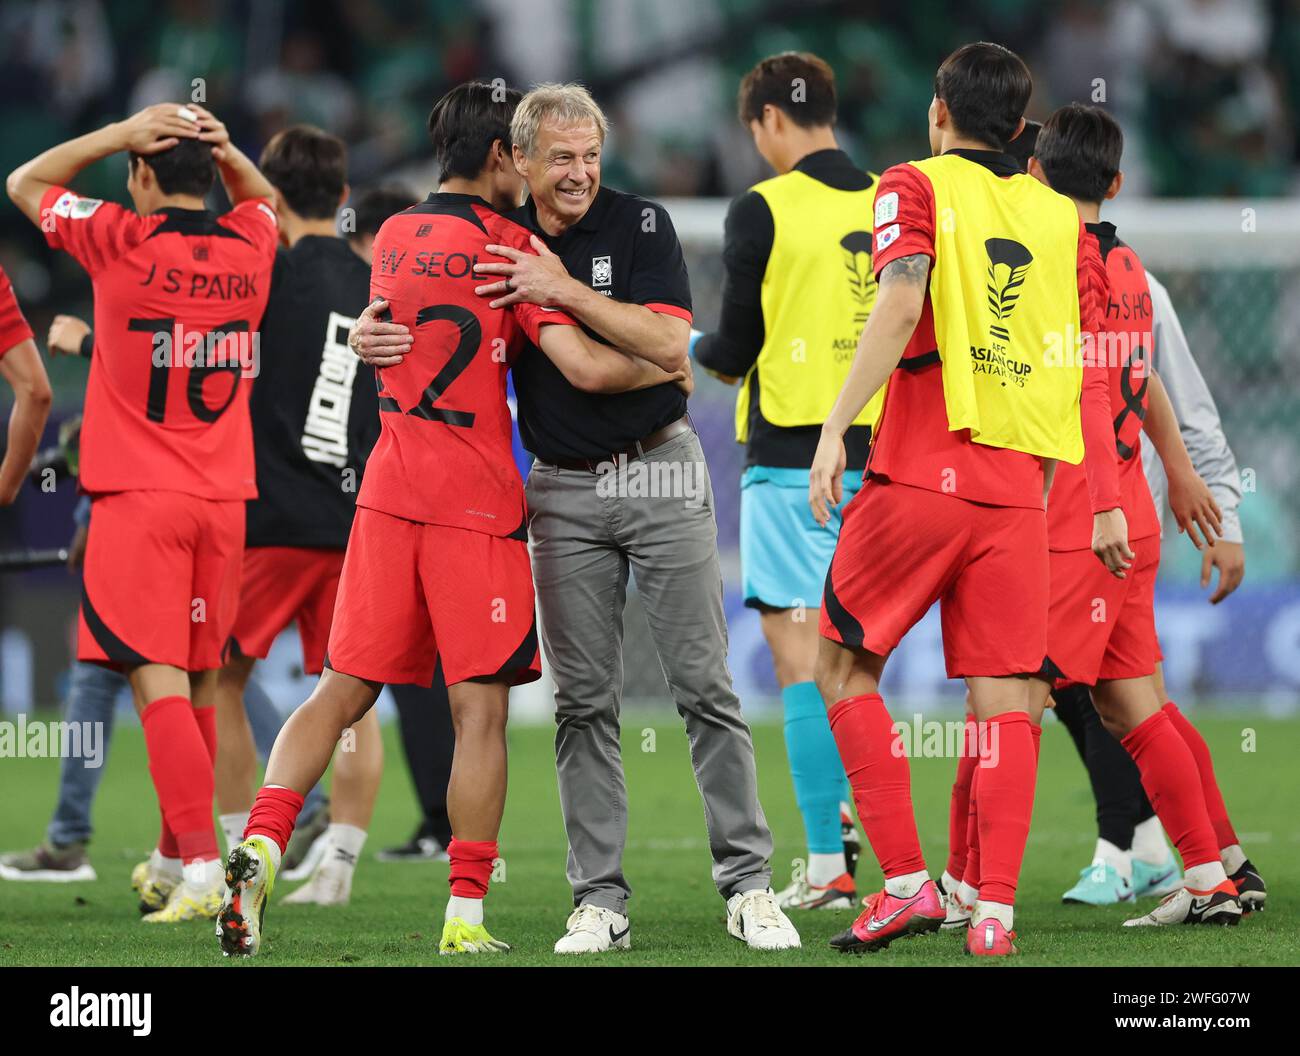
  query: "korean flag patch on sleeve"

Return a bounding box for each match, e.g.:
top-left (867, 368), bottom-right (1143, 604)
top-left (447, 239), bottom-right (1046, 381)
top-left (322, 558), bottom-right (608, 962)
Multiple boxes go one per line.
top-left (875, 223), bottom-right (900, 252)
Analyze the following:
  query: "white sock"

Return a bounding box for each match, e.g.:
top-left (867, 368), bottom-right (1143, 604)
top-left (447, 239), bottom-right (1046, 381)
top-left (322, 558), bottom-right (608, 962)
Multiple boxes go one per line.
top-left (1184, 861), bottom-right (1228, 891)
top-left (939, 870), bottom-right (959, 897)
top-left (972, 899), bottom-right (1013, 930)
top-left (247, 833), bottom-right (283, 871)
top-left (883, 869), bottom-right (929, 899)
top-left (219, 813), bottom-right (249, 855)
top-left (324, 823), bottom-right (367, 868)
top-left (149, 847), bottom-right (183, 880)
top-left (1220, 843), bottom-right (1246, 875)
top-left (1131, 816), bottom-right (1169, 865)
top-left (808, 852), bottom-right (847, 886)
top-left (181, 857), bottom-right (223, 888)
top-left (1093, 838), bottom-right (1132, 882)
top-left (446, 895), bottom-right (483, 925)
top-left (956, 880), bottom-right (979, 909)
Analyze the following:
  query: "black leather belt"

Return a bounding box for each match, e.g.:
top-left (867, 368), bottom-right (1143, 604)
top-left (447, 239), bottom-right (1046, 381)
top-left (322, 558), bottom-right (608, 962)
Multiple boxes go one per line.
top-left (547, 415), bottom-right (693, 473)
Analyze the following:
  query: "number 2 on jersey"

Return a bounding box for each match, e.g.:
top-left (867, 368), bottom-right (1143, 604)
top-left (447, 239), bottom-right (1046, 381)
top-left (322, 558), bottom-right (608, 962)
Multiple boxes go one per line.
top-left (377, 303), bottom-right (481, 428)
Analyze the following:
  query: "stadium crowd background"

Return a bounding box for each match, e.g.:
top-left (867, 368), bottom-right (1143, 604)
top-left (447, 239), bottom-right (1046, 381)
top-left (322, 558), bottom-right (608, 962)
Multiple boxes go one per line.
top-left (2, 0), bottom-right (1299, 716)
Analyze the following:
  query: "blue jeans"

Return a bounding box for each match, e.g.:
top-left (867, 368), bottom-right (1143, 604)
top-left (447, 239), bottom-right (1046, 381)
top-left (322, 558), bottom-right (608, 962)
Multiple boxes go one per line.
top-left (46, 664), bottom-right (324, 846)
top-left (46, 663), bottom-right (127, 846)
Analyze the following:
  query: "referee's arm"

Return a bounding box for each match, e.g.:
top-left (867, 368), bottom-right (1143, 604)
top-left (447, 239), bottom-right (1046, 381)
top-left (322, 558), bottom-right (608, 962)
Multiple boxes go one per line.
top-left (693, 190), bottom-right (772, 382)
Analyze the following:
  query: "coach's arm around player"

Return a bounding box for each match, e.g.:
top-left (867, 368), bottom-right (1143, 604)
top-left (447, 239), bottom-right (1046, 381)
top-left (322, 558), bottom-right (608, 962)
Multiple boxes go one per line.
top-left (349, 296), bottom-right (691, 396)
top-left (475, 234), bottom-right (690, 373)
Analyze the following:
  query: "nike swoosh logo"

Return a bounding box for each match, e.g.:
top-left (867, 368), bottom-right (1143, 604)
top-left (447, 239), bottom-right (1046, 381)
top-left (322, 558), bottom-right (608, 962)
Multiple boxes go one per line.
top-left (865, 895), bottom-right (919, 932)
top-left (609, 924), bottom-right (630, 943)
top-left (1144, 869), bottom-right (1175, 887)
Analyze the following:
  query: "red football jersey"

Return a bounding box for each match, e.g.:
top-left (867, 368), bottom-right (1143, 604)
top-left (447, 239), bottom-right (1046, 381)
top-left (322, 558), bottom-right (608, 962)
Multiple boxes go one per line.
top-left (357, 193), bottom-right (576, 536)
top-left (868, 154), bottom-right (1119, 513)
top-left (0, 263), bottom-right (34, 358)
top-left (40, 185), bottom-right (277, 500)
top-left (1047, 224), bottom-right (1162, 550)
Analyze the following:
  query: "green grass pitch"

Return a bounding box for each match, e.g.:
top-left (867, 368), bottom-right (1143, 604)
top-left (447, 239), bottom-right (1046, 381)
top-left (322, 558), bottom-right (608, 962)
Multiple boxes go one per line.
top-left (0, 713), bottom-right (1295, 966)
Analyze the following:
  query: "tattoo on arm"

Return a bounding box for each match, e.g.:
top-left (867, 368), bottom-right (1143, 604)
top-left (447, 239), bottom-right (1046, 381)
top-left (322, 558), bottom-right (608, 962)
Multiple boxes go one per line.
top-left (879, 253), bottom-right (931, 287)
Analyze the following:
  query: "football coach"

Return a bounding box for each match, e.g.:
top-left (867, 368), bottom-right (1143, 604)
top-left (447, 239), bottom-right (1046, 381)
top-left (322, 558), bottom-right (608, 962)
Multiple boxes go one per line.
top-left (350, 83), bottom-right (797, 954)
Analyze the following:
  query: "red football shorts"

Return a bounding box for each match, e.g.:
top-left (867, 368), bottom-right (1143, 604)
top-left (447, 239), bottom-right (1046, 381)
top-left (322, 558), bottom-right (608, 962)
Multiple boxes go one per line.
top-left (79, 490), bottom-right (244, 671)
top-left (325, 506), bottom-right (540, 688)
top-left (228, 547), bottom-right (345, 675)
top-left (1042, 533), bottom-right (1161, 686)
top-left (820, 478), bottom-right (1049, 678)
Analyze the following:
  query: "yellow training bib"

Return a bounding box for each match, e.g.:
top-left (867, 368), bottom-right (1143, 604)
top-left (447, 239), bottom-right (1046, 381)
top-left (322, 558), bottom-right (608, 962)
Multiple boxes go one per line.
top-left (734, 170), bottom-right (885, 443)
top-left (911, 153), bottom-right (1084, 463)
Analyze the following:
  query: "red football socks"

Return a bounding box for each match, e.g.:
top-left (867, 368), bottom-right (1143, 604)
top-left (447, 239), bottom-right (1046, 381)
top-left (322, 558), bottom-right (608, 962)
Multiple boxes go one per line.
top-left (828, 693), bottom-right (926, 878)
top-left (973, 711), bottom-right (1037, 906)
top-left (245, 785), bottom-right (306, 854)
top-left (1161, 701), bottom-right (1239, 851)
top-left (448, 838), bottom-right (498, 898)
top-left (193, 704), bottom-right (218, 762)
top-left (140, 695), bottom-right (218, 865)
top-left (963, 764), bottom-right (981, 889)
top-left (946, 714), bottom-right (978, 880)
top-left (1121, 709), bottom-right (1219, 869)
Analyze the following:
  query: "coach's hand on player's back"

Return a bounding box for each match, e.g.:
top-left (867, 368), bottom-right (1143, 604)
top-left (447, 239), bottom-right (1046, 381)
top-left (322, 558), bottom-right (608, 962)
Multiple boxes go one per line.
top-left (809, 428), bottom-right (846, 527)
top-left (475, 236), bottom-right (575, 309)
top-left (113, 103), bottom-right (203, 155)
top-left (349, 299), bottom-right (412, 368)
top-left (1167, 464), bottom-right (1222, 551)
top-left (1092, 507), bottom-right (1135, 578)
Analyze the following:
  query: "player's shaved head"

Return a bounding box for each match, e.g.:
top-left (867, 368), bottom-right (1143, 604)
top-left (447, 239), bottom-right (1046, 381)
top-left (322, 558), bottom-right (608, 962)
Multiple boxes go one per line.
top-left (129, 137), bottom-right (216, 199)
top-left (1035, 104), bottom-right (1123, 204)
top-left (934, 42), bottom-right (1032, 151)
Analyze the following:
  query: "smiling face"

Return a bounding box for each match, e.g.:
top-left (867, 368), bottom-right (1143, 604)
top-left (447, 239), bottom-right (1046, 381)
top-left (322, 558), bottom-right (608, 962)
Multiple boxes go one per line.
top-left (515, 118), bottom-right (602, 234)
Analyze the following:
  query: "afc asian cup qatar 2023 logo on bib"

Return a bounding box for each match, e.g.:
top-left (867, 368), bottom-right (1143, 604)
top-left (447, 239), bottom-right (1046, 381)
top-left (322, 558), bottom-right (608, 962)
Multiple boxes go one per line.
top-left (983, 237), bottom-right (1034, 343)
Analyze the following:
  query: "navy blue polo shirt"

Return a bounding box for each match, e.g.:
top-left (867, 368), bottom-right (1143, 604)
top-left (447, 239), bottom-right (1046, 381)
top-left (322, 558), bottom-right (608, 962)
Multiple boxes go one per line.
top-left (507, 185), bottom-right (693, 462)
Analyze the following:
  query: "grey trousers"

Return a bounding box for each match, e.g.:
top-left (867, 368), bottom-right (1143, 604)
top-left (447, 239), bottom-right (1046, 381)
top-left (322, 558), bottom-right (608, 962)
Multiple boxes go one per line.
top-left (525, 428), bottom-right (773, 912)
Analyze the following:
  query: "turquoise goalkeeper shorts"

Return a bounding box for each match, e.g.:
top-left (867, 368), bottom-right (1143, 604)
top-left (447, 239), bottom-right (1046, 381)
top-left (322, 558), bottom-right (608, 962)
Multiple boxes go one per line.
top-left (740, 465), bottom-right (863, 611)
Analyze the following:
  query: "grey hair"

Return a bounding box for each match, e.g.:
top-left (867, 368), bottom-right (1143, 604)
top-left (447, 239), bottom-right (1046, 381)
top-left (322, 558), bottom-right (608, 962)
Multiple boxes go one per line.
top-left (510, 82), bottom-right (609, 158)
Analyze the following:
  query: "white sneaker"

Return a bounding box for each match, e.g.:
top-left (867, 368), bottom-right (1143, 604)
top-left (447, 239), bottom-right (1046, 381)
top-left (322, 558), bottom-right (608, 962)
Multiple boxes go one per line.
top-left (281, 861), bottom-right (353, 905)
top-left (1123, 883), bottom-right (1241, 927)
top-left (554, 904), bottom-right (631, 954)
top-left (726, 888), bottom-right (801, 950)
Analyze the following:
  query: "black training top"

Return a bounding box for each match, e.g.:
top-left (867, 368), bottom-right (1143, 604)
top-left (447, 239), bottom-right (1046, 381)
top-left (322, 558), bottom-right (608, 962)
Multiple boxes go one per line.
top-left (507, 185), bottom-right (693, 462)
top-left (246, 235), bottom-right (379, 549)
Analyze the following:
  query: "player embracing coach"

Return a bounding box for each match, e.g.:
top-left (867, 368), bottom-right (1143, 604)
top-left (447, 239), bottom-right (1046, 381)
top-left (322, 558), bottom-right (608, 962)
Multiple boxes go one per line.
top-left (352, 82), bottom-right (798, 954)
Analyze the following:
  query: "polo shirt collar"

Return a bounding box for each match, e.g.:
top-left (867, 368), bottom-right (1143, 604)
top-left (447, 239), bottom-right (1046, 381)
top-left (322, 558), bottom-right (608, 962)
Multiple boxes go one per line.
top-left (524, 185), bottom-right (610, 237)
top-left (942, 147), bottom-right (1021, 177)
